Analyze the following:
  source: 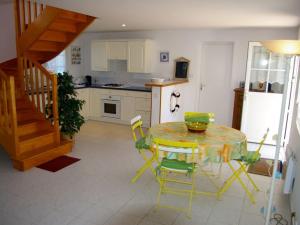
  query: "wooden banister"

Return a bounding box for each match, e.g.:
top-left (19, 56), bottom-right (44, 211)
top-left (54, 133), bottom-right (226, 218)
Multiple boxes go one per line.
top-left (22, 55), bottom-right (60, 144)
top-left (0, 69), bottom-right (19, 157)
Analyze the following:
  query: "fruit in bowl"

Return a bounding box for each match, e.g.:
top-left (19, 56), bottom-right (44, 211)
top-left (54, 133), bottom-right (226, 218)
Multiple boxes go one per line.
top-left (184, 112), bottom-right (214, 132)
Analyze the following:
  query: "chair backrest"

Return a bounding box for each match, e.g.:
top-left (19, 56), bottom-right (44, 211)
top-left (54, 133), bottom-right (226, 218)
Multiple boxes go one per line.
top-left (254, 128), bottom-right (270, 155)
top-left (131, 115), bottom-right (144, 142)
top-left (153, 138), bottom-right (198, 162)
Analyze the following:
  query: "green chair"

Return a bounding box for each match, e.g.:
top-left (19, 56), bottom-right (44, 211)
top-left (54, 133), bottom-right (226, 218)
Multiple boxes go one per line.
top-left (130, 115), bottom-right (157, 183)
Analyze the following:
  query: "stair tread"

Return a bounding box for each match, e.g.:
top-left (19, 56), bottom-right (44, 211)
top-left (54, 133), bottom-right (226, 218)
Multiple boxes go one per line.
top-left (17, 118), bottom-right (47, 127)
top-left (19, 129), bottom-right (54, 142)
top-left (17, 140), bottom-right (71, 160)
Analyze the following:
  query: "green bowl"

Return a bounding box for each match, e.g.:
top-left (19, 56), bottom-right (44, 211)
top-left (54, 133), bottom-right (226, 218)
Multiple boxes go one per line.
top-left (185, 121), bottom-right (208, 132)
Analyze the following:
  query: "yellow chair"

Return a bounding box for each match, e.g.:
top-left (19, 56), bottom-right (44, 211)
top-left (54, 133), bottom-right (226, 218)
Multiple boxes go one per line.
top-left (153, 138), bottom-right (198, 217)
top-left (130, 115), bottom-right (157, 183)
top-left (218, 129), bottom-right (269, 203)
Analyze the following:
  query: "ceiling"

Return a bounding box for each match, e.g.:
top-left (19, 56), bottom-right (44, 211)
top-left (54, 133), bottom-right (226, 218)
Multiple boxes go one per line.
top-left (44, 0), bottom-right (299, 31)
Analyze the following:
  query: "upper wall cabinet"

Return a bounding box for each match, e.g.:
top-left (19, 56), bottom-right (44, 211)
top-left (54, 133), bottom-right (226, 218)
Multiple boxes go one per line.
top-left (91, 39), bottom-right (153, 73)
top-left (91, 40), bottom-right (108, 71)
top-left (128, 40), bottom-right (152, 73)
top-left (107, 41), bottom-right (128, 60)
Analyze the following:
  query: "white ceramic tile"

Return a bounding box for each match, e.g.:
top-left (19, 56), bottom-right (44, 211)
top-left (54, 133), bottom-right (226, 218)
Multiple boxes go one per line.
top-left (104, 213), bottom-right (141, 225)
top-left (76, 203), bottom-right (115, 225)
top-left (238, 212), bottom-right (265, 225)
top-left (143, 207), bottom-right (179, 225)
top-left (208, 206), bottom-right (241, 225)
top-left (0, 121), bottom-right (291, 225)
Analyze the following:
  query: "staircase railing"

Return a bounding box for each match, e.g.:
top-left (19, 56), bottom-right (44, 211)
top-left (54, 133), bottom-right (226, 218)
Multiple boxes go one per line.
top-left (22, 55), bottom-right (60, 144)
top-left (14, 0), bottom-right (45, 38)
top-left (0, 69), bottom-right (19, 157)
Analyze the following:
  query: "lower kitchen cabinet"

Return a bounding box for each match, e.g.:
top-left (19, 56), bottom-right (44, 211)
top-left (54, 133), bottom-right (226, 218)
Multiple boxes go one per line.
top-left (89, 89), bottom-right (102, 119)
top-left (121, 96), bottom-right (136, 122)
top-left (76, 88), bottom-right (90, 120)
top-left (76, 88), bottom-right (151, 126)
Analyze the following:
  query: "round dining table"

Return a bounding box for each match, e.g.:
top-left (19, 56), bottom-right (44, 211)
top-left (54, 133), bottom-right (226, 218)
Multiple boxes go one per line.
top-left (147, 122), bottom-right (248, 163)
top-left (146, 122), bottom-right (259, 202)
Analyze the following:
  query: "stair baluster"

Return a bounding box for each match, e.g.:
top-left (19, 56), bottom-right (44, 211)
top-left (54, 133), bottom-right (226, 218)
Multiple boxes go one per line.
top-left (0, 69), bottom-right (19, 157)
top-left (22, 56), bottom-right (60, 145)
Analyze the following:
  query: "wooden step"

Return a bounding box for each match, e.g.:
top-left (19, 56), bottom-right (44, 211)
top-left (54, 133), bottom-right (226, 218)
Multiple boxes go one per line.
top-left (19, 129), bottom-right (56, 153)
top-left (17, 119), bottom-right (51, 137)
top-left (17, 108), bottom-right (40, 122)
top-left (59, 11), bottom-right (88, 23)
top-left (39, 30), bottom-right (68, 43)
top-left (30, 40), bottom-right (62, 52)
top-left (48, 20), bottom-right (77, 33)
top-left (16, 98), bottom-right (32, 110)
top-left (13, 139), bottom-right (73, 171)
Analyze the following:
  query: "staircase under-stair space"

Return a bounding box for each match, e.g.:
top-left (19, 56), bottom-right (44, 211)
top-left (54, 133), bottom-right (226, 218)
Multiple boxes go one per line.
top-left (0, 0), bottom-right (95, 171)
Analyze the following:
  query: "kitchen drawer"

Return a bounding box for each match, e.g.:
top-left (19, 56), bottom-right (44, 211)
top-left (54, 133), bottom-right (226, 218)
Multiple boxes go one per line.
top-left (127, 91), bottom-right (151, 98)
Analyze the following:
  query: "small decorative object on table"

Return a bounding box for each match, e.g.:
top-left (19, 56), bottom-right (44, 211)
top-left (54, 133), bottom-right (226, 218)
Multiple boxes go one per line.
top-left (184, 112), bottom-right (214, 132)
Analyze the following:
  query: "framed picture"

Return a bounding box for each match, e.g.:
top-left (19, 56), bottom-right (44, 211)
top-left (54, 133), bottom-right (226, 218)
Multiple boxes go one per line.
top-left (71, 46), bottom-right (81, 65)
top-left (160, 52), bottom-right (169, 62)
top-left (175, 57), bottom-right (190, 79)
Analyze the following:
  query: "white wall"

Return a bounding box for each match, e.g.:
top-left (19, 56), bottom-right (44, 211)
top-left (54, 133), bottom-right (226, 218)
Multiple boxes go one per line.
top-left (72, 27), bottom-right (298, 123)
top-left (0, 3), bottom-right (16, 63)
top-left (287, 27), bottom-right (300, 223)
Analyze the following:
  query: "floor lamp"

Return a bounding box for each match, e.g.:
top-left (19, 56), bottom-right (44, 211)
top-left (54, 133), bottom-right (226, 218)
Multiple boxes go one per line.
top-left (261, 40), bottom-right (300, 225)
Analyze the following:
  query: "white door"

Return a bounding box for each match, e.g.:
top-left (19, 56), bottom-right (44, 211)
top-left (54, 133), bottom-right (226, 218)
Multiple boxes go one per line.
top-left (91, 40), bottom-right (108, 71)
top-left (241, 42), bottom-right (294, 145)
top-left (198, 42), bottom-right (233, 126)
top-left (128, 41), bottom-right (145, 73)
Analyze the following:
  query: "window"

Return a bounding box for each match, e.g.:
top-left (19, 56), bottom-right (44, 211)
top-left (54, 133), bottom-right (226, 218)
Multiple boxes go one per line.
top-left (45, 51), bottom-right (66, 74)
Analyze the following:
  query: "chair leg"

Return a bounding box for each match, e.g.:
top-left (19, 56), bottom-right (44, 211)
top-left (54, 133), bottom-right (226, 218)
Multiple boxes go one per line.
top-left (156, 169), bottom-right (165, 208)
top-left (131, 151), bottom-right (159, 183)
top-left (238, 161), bottom-right (260, 191)
top-left (187, 173), bottom-right (195, 218)
top-left (227, 162), bottom-right (256, 204)
top-left (131, 156), bottom-right (154, 183)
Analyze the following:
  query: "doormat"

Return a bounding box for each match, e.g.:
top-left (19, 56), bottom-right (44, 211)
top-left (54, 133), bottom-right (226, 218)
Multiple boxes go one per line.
top-left (247, 158), bottom-right (274, 177)
top-left (37, 155), bottom-right (80, 172)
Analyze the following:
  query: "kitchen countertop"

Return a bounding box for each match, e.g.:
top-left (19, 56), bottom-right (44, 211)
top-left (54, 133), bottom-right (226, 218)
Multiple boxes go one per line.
top-left (74, 84), bottom-right (152, 92)
top-left (145, 79), bottom-right (188, 87)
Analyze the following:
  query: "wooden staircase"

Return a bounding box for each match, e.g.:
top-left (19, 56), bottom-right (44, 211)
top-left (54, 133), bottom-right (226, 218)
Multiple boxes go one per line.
top-left (0, 0), bottom-right (95, 171)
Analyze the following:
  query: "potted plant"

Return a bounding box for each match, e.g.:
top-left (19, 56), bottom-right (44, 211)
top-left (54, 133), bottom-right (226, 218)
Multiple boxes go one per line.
top-left (55, 72), bottom-right (85, 139)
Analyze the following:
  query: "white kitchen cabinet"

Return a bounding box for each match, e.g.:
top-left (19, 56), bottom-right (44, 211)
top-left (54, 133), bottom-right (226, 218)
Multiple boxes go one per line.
top-left (76, 89), bottom-right (90, 120)
top-left (91, 40), bottom-right (108, 71)
top-left (107, 41), bottom-right (128, 60)
top-left (128, 40), bottom-right (152, 73)
top-left (121, 96), bottom-right (136, 122)
top-left (89, 89), bottom-right (102, 119)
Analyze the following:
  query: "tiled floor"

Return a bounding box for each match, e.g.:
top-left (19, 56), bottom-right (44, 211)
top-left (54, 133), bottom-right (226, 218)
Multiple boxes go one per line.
top-left (0, 121), bottom-right (291, 225)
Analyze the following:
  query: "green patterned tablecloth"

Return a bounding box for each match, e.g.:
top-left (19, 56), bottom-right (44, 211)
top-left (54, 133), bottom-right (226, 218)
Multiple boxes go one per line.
top-left (147, 122), bottom-right (247, 163)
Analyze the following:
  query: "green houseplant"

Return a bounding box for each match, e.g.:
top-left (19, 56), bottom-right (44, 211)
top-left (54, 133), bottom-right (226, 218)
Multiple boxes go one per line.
top-left (56, 72), bottom-right (85, 139)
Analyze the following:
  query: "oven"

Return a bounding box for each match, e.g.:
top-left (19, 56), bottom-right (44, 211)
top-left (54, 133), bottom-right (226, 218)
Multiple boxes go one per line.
top-left (101, 95), bottom-right (121, 119)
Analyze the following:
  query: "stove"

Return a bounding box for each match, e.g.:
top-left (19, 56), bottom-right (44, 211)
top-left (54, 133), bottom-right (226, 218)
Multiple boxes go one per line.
top-left (102, 83), bottom-right (123, 88)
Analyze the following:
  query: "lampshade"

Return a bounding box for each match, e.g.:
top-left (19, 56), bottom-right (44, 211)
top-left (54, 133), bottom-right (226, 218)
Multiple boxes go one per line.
top-left (260, 40), bottom-right (300, 55)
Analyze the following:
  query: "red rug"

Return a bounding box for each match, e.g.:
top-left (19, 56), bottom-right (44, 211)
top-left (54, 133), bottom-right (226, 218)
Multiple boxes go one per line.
top-left (37, 155), bottom-right (80, 172)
